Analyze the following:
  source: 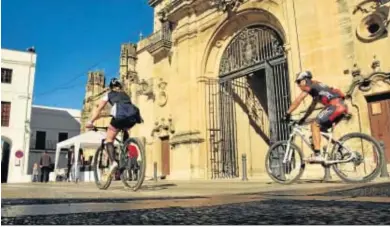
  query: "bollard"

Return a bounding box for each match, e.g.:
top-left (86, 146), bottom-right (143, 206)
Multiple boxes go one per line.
top-left (323, 164), bottom-right (332, 182)
top-left (153, 162), bottom-right (158, 182)
top-left (379, 141), bottom-right (389, 178)
top-left (242, 154), bottom-right (248, 181)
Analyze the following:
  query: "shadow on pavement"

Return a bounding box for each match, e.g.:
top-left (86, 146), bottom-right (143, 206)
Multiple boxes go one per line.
top-left (1, 194), bottom-right (208, 207)
top-left (108, 183), bottom-right (178, 191)
top-left (312, 182), bottom-right (390, 197)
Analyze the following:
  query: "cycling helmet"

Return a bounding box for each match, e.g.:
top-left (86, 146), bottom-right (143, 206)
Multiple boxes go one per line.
top-left (109, 78), bottom-right (122, 89)
top-left (295, 71), bottom-right (313, 84)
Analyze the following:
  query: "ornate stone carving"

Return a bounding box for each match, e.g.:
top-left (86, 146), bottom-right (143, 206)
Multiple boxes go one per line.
top-left (127, 71), bottom-right (139, 83)
top-left (346, 56), bottom-right (390, 97)
top-left (136, 78), bottom-right (154, 99)
top-left (170, 130), bottom-right (205, 148)
top-left (209, 0), bottom-right (244, 12)
top-left (135, 77), bottom-right (168, 104)
top-left (156, 78), bottom-right (168, 107)
top-left (353, 0), bottom-right (389, 41)
top-left (151, 116), bottom-right (175, 138)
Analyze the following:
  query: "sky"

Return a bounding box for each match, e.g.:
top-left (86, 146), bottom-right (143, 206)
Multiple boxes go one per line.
top-left (1, 0), bottom-right (153, 110)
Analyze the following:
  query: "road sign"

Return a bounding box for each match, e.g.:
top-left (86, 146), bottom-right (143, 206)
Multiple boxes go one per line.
top-left (15, 150), bottom-right (24, 159)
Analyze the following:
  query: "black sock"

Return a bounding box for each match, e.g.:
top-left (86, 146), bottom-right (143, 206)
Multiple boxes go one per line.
top-left (105, 142), bottom-right (117, 163)
top-left (314, 149), bottom-right (321, 155)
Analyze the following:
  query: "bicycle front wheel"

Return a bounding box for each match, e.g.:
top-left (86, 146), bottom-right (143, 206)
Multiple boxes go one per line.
top-left (120, 138), bottom-right (146, 191)
top-left (93, 146), bottom-right (114, 190)
top-left (331, 132), bottom-right (384, 183)
top-left (265, 141), bottom-right (305, 184)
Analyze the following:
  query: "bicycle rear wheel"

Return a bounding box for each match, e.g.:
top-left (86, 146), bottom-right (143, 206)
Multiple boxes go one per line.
top-left (331, 132), bottom-right (383, 183)
top-left (93, 146), bottom-right (114, 190)
top-left (120, 138), bottom-right (146, 191)
top-left (265, 141), bottom-right (305, 184)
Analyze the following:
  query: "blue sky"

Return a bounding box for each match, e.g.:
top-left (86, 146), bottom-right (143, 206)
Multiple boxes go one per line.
top-left (2, 0), bottom-right (153, 110)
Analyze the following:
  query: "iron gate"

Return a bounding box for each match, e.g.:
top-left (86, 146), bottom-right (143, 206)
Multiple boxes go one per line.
top-left (207, 25), bottom-right (291, 179)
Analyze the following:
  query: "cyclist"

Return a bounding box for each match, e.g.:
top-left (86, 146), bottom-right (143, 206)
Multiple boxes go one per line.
top-left (86, 78), bottom-right (142, 174)
top-left (283, 71), bottom-right (348, 162)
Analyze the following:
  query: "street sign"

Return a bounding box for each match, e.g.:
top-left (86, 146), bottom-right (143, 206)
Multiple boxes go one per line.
top-left (15, 150), bottom-right (24, 159)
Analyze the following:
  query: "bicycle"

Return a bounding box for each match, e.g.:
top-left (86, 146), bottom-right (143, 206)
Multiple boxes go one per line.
top-left (91, 126), bottom-right (146, 191)
top-left (265, 114), bottom-right (384, 184)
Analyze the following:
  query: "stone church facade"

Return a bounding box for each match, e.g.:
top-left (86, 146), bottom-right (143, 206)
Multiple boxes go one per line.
top-left (81, 0), bottom-right (390, 180)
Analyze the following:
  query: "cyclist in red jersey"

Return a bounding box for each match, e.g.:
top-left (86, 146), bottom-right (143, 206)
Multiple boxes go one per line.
top-left (284, 71), bottom-right (348, 162)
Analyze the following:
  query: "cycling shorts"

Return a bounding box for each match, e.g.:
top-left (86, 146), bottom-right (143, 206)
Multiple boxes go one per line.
top-left (110, 117), bottom-right (137, 131)
top-left (316, 98), bottom-right (348, 130)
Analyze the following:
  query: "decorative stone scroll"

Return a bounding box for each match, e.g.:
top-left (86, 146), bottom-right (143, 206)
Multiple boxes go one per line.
top-left (345, 56), bottom-right (390, 97)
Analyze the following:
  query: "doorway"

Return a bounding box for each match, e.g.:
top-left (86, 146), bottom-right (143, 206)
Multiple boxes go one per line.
top-left (367, 92), bottom-right (390, 163)
top-left (1, 139), bottom-right (11, 183)
top-left (161, 136), bottom-right (170, 176)
top-left (207, 25), bottom-right (291, 178)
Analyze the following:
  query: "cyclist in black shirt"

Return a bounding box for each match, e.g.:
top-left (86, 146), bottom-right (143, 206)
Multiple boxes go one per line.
top-left (86, 78), bottom-right (142, 174)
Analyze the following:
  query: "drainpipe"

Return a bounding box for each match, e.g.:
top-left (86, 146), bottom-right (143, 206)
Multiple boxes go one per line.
top-left (349, 95), bottom-right (363, 133)
top-left (23, 49), bottom-right (35, 175)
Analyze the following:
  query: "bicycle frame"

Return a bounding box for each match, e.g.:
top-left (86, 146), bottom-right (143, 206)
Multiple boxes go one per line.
top-left (283, 123), bottom-right (355, 165)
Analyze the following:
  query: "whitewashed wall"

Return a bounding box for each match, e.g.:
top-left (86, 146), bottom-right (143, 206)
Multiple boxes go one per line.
top-left (1, 48), bottom-right (36, 183)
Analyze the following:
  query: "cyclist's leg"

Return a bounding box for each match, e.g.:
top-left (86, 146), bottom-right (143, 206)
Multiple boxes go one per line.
top-left (308, 106), bottom-right (336, 162)
top-left (106, 118), bottom-right (121, 171)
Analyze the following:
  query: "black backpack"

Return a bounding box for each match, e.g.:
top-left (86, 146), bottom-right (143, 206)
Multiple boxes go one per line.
top-left (108, 91), bottom-right (143, 123)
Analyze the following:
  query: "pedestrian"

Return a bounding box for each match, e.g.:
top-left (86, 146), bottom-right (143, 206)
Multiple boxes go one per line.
top-left (39, 151), bottom-right (52, 183)
top-left (66, 146), bottom-right (73, 182)
top-left (70, 147), bottom-right (84, 183)
top-left (32, 163), bottom-right (39, 182)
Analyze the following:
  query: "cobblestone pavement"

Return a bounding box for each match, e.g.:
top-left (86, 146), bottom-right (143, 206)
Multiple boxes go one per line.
top-left (2, 180), bottom-right (390, 225)
top-left (2, 198), bottom-right (390, 225)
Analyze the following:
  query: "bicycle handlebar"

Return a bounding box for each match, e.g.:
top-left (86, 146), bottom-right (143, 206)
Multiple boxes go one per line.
top-left (90, 126), bottom-right (108, 132)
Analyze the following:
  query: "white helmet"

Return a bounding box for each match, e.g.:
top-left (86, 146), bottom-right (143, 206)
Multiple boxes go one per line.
top-left (295, 71), bottom-right (313, 83)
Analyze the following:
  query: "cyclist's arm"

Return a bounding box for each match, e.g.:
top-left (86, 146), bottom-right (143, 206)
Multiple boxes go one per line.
top-left (89, 99), bottom-right (108, 124)
top-left (300, 97), bottom-right (318, 122)
top-left (286, 91), bottom-right (309, 114)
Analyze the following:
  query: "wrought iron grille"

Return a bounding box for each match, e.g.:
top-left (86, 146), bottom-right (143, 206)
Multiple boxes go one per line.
top-left (207, 25), bottom-right (291, 179)
top-left (219, 26), bottom-right (285, 77)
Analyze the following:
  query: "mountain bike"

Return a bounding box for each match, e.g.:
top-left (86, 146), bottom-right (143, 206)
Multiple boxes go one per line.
top-left (91, 126), bottom-right (146, 191)
top-left (265, 114), bottom-right (384, 184)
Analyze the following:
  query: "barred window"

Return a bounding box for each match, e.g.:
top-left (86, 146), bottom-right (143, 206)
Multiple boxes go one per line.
top-left (1, 68), bottom-right (13, 84)
top-left (1, 102), bottom-right (11, 127)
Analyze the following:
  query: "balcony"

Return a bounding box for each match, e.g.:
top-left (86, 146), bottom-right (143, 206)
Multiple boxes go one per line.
top-left (30, 139), bottom-right (58, 151)
top-left (138, 23), bottom-right (172, 58)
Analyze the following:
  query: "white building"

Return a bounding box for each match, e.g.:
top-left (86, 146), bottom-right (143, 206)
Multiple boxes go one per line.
top-left (28, 105), bottom-right (81, 175)
top-left (1, 48), bottom-right (37, 183)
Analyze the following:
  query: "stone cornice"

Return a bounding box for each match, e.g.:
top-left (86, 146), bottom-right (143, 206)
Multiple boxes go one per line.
top-left (148, 0), bottom-right (163, 7)
top-left (170, 130), bottom-right (205, 148)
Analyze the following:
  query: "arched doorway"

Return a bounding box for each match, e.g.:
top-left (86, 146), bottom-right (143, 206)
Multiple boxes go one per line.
top-left (207, 25), bottom-right (291, 178)
top-left (1, 137), bottom-right (12, 183)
